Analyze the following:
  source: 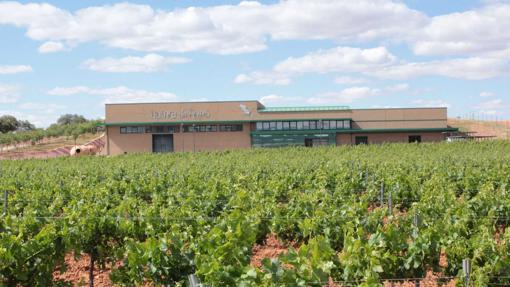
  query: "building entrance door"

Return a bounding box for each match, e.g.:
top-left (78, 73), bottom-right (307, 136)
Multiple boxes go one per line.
top-left (152, 134), bottom-right (174, 153)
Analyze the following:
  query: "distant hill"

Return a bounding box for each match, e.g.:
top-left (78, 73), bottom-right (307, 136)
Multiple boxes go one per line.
top-left (448, 118), bottom-right (510, 139)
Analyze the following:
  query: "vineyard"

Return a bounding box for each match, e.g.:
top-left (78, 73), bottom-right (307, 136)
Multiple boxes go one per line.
top-left (1, 141), bottom-right (510, 286)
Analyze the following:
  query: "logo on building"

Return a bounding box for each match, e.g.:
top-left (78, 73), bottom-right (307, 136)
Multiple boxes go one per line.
top-left (151, 109), bottom-right (211, 120)
top-left (239, 104), bottom-right (251, 116)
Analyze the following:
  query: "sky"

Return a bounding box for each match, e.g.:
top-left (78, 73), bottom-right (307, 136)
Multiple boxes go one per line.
top-left (0, 0), bottom-right (509, 127)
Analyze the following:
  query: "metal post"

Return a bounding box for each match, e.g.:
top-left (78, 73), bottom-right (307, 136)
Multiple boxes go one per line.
top-left (462, 259), bottom-right (471, 287)
top-left (388, 189), bottom-right (393, 215)
top-left (187, 274), bottom-right (202, 287)
top-left (413, 214), bottom-right (420, 238)
top-left (380, 182), bottom-right (384, 206)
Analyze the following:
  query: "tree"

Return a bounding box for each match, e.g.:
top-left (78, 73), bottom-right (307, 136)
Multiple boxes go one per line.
top-left (57, 114), bottom-right (87, 126)
top-left (0, 115), bottom-right (19, 133)
top-left (17, 120), bottom-right (35, 132)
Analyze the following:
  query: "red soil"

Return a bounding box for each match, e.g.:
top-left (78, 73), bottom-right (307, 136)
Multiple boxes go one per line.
top-left (53, 253), bottom-right (115, 287)
top-left (383, 271), bottom-right (456, 287)
top-left (250, 233), bottom-right (290, 268)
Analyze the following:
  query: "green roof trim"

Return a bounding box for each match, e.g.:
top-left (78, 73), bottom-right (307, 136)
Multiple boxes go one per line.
top-left (258, 106), bottom-right (351, 112)
top-left (251, 127), bottom-right (458, 135)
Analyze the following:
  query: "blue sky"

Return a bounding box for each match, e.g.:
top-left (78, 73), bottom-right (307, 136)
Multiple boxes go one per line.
top-left (0, 0), bottom-right (509, 127)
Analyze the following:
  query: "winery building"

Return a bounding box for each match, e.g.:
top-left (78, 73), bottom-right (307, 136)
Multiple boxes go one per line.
top-left (104, 100), bottom-right (457, 155)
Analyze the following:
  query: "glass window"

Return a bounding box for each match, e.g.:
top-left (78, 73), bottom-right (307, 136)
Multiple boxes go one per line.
top-left (329, 120), bottom-right (336, 129)
top-left (263, 122), bottom-right (270, 130)
top-left (409, 135), bottom-right (421, 143)
top-left (302, 121), bottom-right (309, 129)
top-left (120, 127), bottom-right (127, 133)
top-left (290, 121), bottom-right (297, 130)
top-left (283, 121), bottom-right (290, 130)
top-left (219, 124), bottom-right (243, 132)
top-left (309, 121), bottom-right (316, 130)
top-left (297, 121), bottom-right (303, 130)
top-left (256, 122), bottom-right (263, 130)
top-left (344, 120), bottom-right (351, 129)
top-left (336, 120), bottom-right (344, 129)
top-left (270, 121), bottom-right (277, 130)
top-left (355, 136), bottom-right (368, 145)
top-left (276, 121), bottom-right (283, 130)
top-left (322, 121), bottom-right (330, 129)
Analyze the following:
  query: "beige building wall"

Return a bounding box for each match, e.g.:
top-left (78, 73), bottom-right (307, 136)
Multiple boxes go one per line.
top-left (107, 123), bottom-right (251, 155)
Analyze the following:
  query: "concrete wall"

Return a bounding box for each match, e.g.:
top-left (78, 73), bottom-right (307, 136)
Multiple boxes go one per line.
top-left (336, 132), bottom-right (445, 145)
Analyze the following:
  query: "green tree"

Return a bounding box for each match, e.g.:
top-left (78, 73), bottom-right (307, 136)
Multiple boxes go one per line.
top-left (56, 114), bottom-right (87, 125)
top-left (17, 120), bottom-right (35, 131)
top-left (0, 115), bottom-right (19, 133)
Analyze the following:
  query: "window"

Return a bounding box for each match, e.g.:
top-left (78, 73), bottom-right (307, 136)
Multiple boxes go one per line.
top-left (290, 121), bottom-right (297, 130)
top-left (297, 121), bottom-right (303, 130)
top-left (282, 121), bottom-right (290, 130)
top-left (263, 122), bottom-right (270, 130)
top-left (270, 121), bottom-right (277, 130)
top-left (302, 121), bottom-right (309, 129)
top-left (219, 124), bottom-right (243, 132)
top-left (256, 122), bottom-right (263, 130)
top-left (309, 121), bottom-right (317, 130)
top-left (276, 121), bottom-right (283, 130)
top-left (344, 120), bottom-right (351, 129)
top-left (355, 136), bottom-right (368, 145)
top-left (146, 126), bottom-right (180, 133)
top-left (336, 120), bottom-right (344, 129)
top-left (120, 126), bottom-right (144, 134)
top-left (322, 120), bottom-right (330, 129)
top-left (409, 135), bottom-right (422, 143)
top-left (329, 120), bottom-right (337, 129)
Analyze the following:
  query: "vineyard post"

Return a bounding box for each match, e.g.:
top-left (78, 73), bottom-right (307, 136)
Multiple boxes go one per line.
top-left (462, 259), bottom-right (471, 287)
top-left (388, 189), bottom-right (393, 215)
top-left (380, 183), bottom-right (384, 206)
top-left (187, 274), bottom-right (202, 287)
top-left (413, 214), bottom-right (420, 238)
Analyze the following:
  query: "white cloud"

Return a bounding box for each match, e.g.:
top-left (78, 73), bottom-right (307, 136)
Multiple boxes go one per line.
top-left (46, 86), bottom-right (177, 103)
top-left (0, 84), bottom-right (21, 103)
top-left (47, 86), bottom-right (91, 96)
top-left (0, 65), bottom-right (32, 74)
top-left (259, 94), bottom-right (302, 105)
top-left (274, 46), bottom-right (396, 74)
top-left (412, 99), bottom-right (450, 108)
top-left (384, 83), bottom-right (409, 93)
top-left (0, 1), bottom-right (426, 54)
top-left (235, 46), bottom-right (396, 85)
top-left (307, 87), bottom-right (380, 105)
top-left (475, 99), bottom-right (507, 115)
top-left (413, 4), bottom-right (510, 56)
top-left (480, 91), bottom-right (494, 97)
top-left (368, 56), bottom-right (510, 80)
top-left (38, 41), bottom-right (66, 53)
top-left (18, 102), bottom-right (66, 113)
top-left (81, 53), bottom-right (190, 72)
top-left (234, 72), bottom-right (291, 85)
top-left (334, 76), bottom-right (367, 85)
